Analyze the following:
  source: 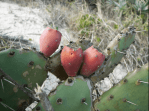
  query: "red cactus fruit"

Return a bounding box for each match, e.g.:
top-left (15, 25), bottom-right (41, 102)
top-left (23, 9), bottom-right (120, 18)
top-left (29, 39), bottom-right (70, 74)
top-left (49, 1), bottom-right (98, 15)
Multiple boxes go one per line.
top-left (39, 27), bottom-right (62, 57)
top-left (80, 45), bottom-right (105, 77)
top-left (60, 46), bottom-right (83, 77)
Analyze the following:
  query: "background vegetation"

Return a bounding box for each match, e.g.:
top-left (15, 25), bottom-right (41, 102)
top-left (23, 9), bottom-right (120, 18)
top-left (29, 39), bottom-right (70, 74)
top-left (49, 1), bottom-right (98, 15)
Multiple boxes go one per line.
top-left (0, 0), bottom-right (148, 72)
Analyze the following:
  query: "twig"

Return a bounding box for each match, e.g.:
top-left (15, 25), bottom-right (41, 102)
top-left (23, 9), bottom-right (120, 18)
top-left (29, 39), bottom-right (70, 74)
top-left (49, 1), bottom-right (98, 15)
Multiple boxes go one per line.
top-left (123, 59), bottom-right (129, 73)
top-left (34, 83), bottom-right (54, 111)
top-left (98, 38), bottom-right (104, 47)
top-left (128, 49), bottom-right (141, 68)
top-left (91, 33), bottom-right (94, 43)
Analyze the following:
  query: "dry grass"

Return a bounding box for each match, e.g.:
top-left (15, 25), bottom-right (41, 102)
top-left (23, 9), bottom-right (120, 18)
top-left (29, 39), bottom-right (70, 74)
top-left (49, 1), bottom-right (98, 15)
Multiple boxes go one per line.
top-left (0, 0), bottom-right (148, 72)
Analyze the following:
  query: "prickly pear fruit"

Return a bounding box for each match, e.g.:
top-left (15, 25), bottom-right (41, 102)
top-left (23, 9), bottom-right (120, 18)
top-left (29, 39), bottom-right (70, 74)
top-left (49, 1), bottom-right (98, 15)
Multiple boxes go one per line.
top-left (80, 45), bottom-right (105, 77)
top-left (60, 45), bottom-right (83, 77)
top-left (39, 27), bottom-right (62, 57)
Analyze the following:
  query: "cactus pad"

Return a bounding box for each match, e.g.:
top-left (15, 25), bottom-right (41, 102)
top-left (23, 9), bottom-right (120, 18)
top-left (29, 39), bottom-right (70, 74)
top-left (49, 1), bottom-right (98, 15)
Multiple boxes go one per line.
top-left (94, 63), bottom-right (148, 111)
top-left (33, 76), bottom-right (93, 111)
top-left (90, 26), bottom-right (136, 83)
top-left (0, 48), bottom-right (47, 110)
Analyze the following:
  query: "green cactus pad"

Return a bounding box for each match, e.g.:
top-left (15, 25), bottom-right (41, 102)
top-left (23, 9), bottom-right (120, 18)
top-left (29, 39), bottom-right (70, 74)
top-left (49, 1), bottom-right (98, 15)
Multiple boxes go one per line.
top-left (90, 26), bottom-right (136, 83)
top-left (110, 32), bottom-right (135, 66)
top-left (0, 48), bottom-right (47, 110)
top-left (94, 64), bottom-right (148, 111)
top-left (0, 78), bottom-right (29, 111)
top-left (33, 76), bottom-right (93, 111)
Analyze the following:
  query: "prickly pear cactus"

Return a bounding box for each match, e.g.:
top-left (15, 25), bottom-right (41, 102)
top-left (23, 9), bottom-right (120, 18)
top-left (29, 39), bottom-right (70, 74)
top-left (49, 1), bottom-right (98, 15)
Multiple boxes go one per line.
top-left (90, 26), bottom-right (136, 83)
top-left (0, 25), bottom-right (138, 111)
top-left (94, 63), bottom-right (148, 111)
top-left (45, 26), bottom-right (136, 83)
top-left (105, 26), bottom-right (136, 67)
top-left (0, 48), bottom-right (48, 110)
top-left (33, 76), bottom-right (93, 111)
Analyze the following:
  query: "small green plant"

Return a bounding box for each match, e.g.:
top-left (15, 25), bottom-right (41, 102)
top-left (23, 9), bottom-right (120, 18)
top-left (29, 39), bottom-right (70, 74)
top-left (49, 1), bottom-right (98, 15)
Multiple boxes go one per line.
top-left (114, 24), bottom-right (119, 29)
top-left (29, 38), bottom-right (32, 41)
top-left (137, 57), bottom-right (141, 61)
top-left (106, 0), bottom-right (115, 7)
top-left (96, 36), bottom-right (101, 42)
top-left (113, 0), bottom-right (127, 11)
top-left (76, 14), bottom-right (95, 37)
top-left (134, 0), bottom-right (148, 14)
top-left (81, 30), bottom-right (89, 36)
top-left (144, 22), bottom-right (148, 31)
top-left (79, 14), bottom-right (95, 28)
top-left (132, 0), bottom-right (148, 24)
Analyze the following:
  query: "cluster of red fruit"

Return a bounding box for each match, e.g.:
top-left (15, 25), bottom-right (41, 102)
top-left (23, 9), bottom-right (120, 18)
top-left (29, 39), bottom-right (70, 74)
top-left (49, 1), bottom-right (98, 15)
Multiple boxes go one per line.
top-left (40, 27), bottom-right (105, 77)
